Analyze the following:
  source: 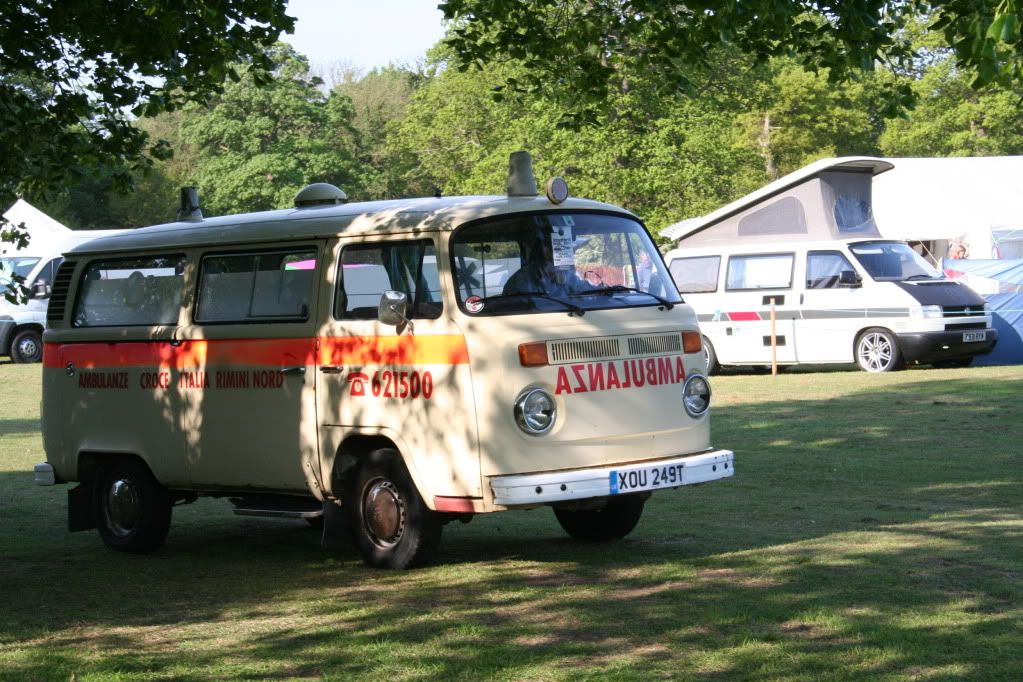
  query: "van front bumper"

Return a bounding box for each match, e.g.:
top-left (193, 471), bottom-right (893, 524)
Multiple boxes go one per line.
top-left (897, 328), bottom-right (998, 364)
top-left (490, 449), bottom-right (734, 507)
top-left (0, 319), bottom-right (15, 354)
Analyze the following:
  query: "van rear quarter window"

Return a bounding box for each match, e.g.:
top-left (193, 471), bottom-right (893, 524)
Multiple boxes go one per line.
top-left (73, 255), bottom-right (185, 327)
top-left (196, 249), bottom-right (316, 322)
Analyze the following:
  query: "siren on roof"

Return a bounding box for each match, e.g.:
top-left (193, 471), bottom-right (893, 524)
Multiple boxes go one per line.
top-left (506, 151), bottom-right (539, 197)
top-left (295, 183), bottom-right (348, 208)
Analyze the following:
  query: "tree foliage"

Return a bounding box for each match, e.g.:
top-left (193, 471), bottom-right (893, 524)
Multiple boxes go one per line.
top-left (180, 45), bottom-right (369, 216)
top-left (0, 1), bottom-right (294, 205)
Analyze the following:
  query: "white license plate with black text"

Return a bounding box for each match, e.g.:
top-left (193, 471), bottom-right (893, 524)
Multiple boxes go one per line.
top-left (963, 331), bottom-right (986, 342)
top-left (610, 462), bottom-right (686, 494)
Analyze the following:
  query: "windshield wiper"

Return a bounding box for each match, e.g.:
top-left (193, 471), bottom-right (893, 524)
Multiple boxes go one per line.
top-left (480, 292), bottom-right (586, 316)
top-left (583, 285), bottom-right (675, 310)
top-left (904, 274), bottom-right (941, 281)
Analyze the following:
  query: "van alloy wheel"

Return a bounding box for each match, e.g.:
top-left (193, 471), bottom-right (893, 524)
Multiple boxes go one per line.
top-left (855, 329), bottom-right (902, 373)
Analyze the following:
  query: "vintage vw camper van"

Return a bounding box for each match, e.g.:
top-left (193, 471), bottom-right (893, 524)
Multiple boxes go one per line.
top-left (663, 158), bottom-right (998, 373)
top-left (35, 153), bottom-right (734, 568)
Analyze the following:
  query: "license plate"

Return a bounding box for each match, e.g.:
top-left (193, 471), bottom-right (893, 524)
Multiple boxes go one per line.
top-left (963, 331), bottom-right (986, 342)
top-left (610, 462), bottom-right (686, 495)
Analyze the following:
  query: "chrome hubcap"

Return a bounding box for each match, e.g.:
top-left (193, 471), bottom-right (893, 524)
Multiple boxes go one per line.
top-left (859, 333), bottom-right (892, 372)
top-left (363, 479), bottom-right (405, 548)
top-left (105, 477), bottom-right (141, 537)
top-left (17, 336), bottom-right (39, 359)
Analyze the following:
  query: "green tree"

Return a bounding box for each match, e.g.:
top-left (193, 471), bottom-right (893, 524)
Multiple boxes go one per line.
top-left (440, 1), bottom-right (1023, 126)
top-left (1, 0), bottom-right (293, 298)
top-left (180, 45), bottom-right (369, 216)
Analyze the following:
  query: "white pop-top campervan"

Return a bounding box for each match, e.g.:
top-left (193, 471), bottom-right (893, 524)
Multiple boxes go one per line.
top-left (663, 158), bottom-right (998, 373)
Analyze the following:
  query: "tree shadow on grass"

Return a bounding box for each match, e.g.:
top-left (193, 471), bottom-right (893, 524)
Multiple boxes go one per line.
top-left (1, 376), bottom-right (1021, 679)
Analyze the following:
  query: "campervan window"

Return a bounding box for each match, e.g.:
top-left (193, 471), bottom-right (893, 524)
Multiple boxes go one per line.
top-left (737, 197), bottom-right (807, 236)
top-left (196, 249), bottom-right (317, 323)
top-left (73, 255), bottom-right (185, 327)
top-left (335, 240), bottom-right (442, 320)
top-left (806, 251), bottom-right (856, 289)
top-left (726, 254), bottom-right (793, 290)
top-left (669, 256), bottom-right (720, 293)
top-left (849, 242), bottom-right (941, 282)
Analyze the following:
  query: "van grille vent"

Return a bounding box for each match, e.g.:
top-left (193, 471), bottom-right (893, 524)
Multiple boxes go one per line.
top-left (943, 306), bottom-right (986, 318)
top-left (47, 260), bottom-right (76, 323)
top-left (627, 333), bottom-right (682, 356)
top-left (548, 333), bottom-right (684, 364)
top-left (550, 338), bottom-right (621, 363)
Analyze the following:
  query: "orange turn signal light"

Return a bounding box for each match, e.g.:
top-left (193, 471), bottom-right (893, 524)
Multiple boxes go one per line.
top-left (518, 342), bottom-right (549, 367)
top-left (682, 331), bottom-right (702, 354)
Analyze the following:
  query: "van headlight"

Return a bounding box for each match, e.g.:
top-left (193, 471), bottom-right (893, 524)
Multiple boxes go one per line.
top-left (514, 388), bottom-right (557, 435)
top-left (910, 305), bottom-right (943, 319)
top-left (683, 374), bottom-right (712, 417)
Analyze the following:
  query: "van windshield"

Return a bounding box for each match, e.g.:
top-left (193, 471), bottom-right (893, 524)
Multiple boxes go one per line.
top-left (849, 241), bottom-right (943, 282)
top-left (0, 257), bottom-right (41, 285)
top-left (451, 212), bottom-right (680, 315)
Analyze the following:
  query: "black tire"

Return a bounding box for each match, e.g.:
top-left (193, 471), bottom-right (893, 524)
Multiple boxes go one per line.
top-left (94, 457), bottom-right (172, 553)
top-left (855, 328), bottom-right (903, 373)
top-left (702, 336), bottom-right (720, 375)
top-left (345, 448), bottom-right (441, 569)
top-left (10, 328), bottom-right (43, 363)
top-left (553, 495), bottom-right (645, 541)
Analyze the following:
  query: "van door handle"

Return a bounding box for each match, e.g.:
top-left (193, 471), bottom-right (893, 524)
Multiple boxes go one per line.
top-left (280, 366), bottom-right (306, 376)
top-left (319, 365), bottom-right (344, 374)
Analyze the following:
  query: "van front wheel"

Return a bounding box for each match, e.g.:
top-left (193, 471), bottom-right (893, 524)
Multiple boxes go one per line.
top-left (855, 329), bottom-right (903, 372)
top-left (95, 457), bottom-right (172, 553)
top-left (11, 329), bottom-right (43, 363)
top-left (346, 449), bottom-right (441, 569)
top-left (702, 336), bottom-right (720, 375)
top-left (554, 495), bottom-right (645, 541)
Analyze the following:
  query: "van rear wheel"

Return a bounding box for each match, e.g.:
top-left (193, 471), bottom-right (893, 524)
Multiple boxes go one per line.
top-left (855, 329), bottom-right (903, 373)
top-left (554, 495), bottom-right (645, 541)
top-left (345, 449), bottom-right (441, 569)
top-left (702, 336), bottom-right (720, 375)
top-left (95, 457), bottom-right (172, 553)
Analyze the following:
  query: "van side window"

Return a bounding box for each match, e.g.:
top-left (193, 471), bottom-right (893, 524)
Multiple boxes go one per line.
top-left (726, 254), bottom-right (793, 291)
top-left (806, 251), bottom-right (856, 289)
top-left (669, 256), bottom-right (720, 293)
top-left (336, 240), bottom-right (441, 320)
top-left (73, 255), bottom-right (185, 327)
top-left (196, 250), bottom-right (316, 323)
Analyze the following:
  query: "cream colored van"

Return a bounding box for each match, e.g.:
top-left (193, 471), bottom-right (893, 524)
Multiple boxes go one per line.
top-left (34, 153), bottom-right (733, 568)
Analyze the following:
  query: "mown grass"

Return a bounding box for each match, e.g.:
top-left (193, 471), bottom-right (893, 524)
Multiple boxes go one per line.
top-left (1, 361), bottom-right (1021, 681)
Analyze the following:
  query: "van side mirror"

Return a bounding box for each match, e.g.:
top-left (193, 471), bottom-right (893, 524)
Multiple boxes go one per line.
top-left (838, 270), bottom-right (862, 288)
top-left (31, 280), bottom-right (51, 299)
top-left (378, 290), bottom-right (412, 329)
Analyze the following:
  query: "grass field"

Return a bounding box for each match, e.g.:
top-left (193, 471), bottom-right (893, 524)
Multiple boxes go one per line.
top-left (1, 361), bottom-right (1022, 681)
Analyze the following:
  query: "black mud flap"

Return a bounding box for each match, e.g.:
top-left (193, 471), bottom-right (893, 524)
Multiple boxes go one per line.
top-left (320, 499), bottom-right (354, 551)
top-left (68, 483), bottom-right (96, 532)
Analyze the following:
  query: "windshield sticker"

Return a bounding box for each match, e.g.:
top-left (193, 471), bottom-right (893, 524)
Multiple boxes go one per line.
top-left (465, 295), bottom-right (484, 313)
top-left (551, 228), bottom-right (575, 270)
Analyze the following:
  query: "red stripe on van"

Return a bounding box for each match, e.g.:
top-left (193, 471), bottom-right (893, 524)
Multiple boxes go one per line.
top-left (727, 311), bottom-right (762, 321)
top-left (44, 335), bottom-right (469, 369)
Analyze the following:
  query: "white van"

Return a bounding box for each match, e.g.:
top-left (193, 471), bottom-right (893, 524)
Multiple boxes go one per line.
top-left (662, 157), bottom-right (998, 373)
top-left (665, 239), bottom-right (998, 372)
top-left (1, 230), bottom-right (123, 363)
top-left (34, 153), bottom-right (734, 569)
